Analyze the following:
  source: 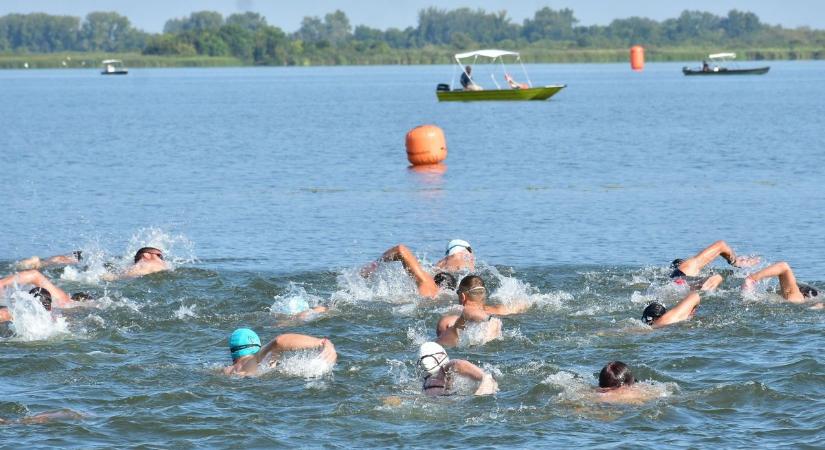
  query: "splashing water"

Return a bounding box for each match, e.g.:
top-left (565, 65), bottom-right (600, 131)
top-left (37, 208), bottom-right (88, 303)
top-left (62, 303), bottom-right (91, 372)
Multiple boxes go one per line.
top-left (266, 350), bottom-right (335, 378)
top-left (271, 283), bottom-right (322, 315)
top-left (6, 290), bottom-right (69, 341)
top-left (174, 304), bottom-right (198, 320)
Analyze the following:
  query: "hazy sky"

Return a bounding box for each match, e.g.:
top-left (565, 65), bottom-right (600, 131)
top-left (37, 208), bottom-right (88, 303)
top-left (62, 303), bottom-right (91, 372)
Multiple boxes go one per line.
top-left (2, 0), bottom-right (822, 32)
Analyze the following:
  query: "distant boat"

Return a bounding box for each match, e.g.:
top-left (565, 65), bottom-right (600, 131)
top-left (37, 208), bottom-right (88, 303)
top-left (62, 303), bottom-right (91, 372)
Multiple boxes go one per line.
top-left (436, 49), bottom-right (565, 101)
top-left (682, 53), bottom-right (769, 76)
top-left (101, 59), bottom-right (128, 75)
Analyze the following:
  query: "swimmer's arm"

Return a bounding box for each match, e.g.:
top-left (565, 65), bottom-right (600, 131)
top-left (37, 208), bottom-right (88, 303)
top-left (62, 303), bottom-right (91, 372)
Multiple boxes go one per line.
top-left (484, 302), bottom-right (529, 315)
top-left (258, 334), bottom-right (336, 364)
top-left (0, 270), bottom-right (72, 307)
top-left (382, 245), bottom-right (438, 298)
top-left (655, 292), bottom-right (700, 327)
top-left (0, 307), bottom-right (11, 322)
top-left (448, 360), bottom-right (498, 395)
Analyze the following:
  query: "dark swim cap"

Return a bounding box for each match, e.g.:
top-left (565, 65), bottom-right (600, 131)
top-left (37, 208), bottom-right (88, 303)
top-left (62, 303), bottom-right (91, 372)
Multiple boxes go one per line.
top-left (642, 302), bottom-right (667, 324)
top-left (433, 272), bottom-right (456, 290)
top-left (29, 287), bottom-right (52, 311)
top-left (798, 284), bottom-right (819, 298)
top-left (671, 259), bottom-right (685, 268)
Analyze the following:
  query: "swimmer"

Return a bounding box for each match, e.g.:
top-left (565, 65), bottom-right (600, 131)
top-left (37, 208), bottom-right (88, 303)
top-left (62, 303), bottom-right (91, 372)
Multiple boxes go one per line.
top-left (670, 241), bottom-right (758, 290)
top-left (0, 270), bottom-right (87, 309)
top-left (418, 342), bottom-right (497, 396)
top-left (223, 328), bottom-right (337, 377)
top-left (435, 239), bottom-right (475, 272)
top-left (16, 251), bottom-right (82, 270)
top-left (271, 296), bottom-right (328, 321)
top-left (641, 291), bottom-right (703, 327)
top-left (595, 361), bottom-right (651, 404)
top-left (0, 409), bottom-right (84, 425)
top-left (361, 244), bottom-right (457, 298)
top-left (742, 262), bottom-right (819, 304)
top-left (436, 275), bottom-right (528, 347)
top-left (102, 247), bottom-right (169, 280)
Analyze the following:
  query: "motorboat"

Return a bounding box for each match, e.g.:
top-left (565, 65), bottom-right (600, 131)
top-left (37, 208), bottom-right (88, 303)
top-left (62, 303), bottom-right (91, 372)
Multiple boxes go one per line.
top-left (101, 59), bottom-right (128, 75)
top-left (436, 49), bottom-right (565, 101)
top-left (682, 53), bottom-right (769, 76)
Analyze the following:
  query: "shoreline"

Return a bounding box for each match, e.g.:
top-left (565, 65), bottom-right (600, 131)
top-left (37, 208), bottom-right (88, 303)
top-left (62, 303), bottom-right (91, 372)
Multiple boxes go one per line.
top-left (1, 48), bottom-right (822, 70)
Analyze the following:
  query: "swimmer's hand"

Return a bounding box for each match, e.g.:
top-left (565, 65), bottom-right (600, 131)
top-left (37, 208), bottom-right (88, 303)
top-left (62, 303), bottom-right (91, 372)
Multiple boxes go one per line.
top-left (474, 373), bottom-right (498, 396)
top-left (318, 338), bottom-right (337, 365)
top-left (15, 256), bottom-right (41, 270)
top-left (742, 276), bottom-right (757, 292)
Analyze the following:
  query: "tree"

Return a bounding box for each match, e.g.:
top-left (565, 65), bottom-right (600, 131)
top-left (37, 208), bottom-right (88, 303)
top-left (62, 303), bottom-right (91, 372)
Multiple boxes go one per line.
top-left (523, 7), bottom-right (578, 42)
top-left (226, 12), bottom-right (267, 32)
top-left (323, 10), bottom-right (351, 45)
top-left (296, 16), bottom-right (324, 42)
top-left (164, 11), bottom-right (223, 34)
top-left (722, 10), bottom-right (762, 39)
top-left (81, 12), bottom-right (135, 51)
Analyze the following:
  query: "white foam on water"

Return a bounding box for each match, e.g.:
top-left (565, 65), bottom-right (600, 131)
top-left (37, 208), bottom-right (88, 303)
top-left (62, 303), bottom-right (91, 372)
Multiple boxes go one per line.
top-left (267, 349), bottom-right (334, 378)
top-left (457, 318), bottom-right (502, 347)
top-left (174, 304), bottom-right (198, 320)
top-left (334, 263), bottom-right (423, 305)
top-left (270, 283), bottom-right (323, 315)
top-left (5, 290), bottom-right (69, 341)
top-left (484, 264), bottom-right (570, 311)
top-left (406, 324), bottom-right (430, 346)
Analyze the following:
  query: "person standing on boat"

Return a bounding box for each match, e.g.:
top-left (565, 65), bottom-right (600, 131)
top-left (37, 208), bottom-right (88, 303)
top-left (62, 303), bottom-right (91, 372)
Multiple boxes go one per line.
top-left (460, 66), bottom-right (482, 91)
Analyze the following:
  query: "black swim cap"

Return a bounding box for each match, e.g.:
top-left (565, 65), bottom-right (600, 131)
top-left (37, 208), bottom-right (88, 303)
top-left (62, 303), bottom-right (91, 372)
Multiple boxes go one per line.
top-left (29, 287), bottom-right (52, 311)
top-left (433, 272), bottom-right (457, 290)
top-left (798, 284), bottom-right (819, 298)
top-left (671, 259), bottom-right (685, 268)
top-left (642, 302), bottom-right (667, 324)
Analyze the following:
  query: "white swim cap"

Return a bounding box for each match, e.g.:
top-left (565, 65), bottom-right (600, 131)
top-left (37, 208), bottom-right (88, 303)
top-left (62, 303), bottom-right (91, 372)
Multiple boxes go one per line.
top-left (446, 239), bottom-right (472, 256)
top-left (418, 341), bottom-right (449, 375)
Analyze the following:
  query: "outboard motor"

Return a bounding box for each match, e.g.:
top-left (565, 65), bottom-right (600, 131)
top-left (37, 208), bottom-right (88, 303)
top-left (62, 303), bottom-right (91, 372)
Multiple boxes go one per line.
top-left (436, 83), bottom-right (450, 92)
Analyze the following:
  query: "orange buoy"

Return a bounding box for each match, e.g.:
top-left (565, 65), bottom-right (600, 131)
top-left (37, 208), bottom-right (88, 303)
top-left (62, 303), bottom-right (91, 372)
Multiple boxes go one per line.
top-left (405, 125), bottom-right (447, 166)
top-left (630, 45), bottom-right (644, 71)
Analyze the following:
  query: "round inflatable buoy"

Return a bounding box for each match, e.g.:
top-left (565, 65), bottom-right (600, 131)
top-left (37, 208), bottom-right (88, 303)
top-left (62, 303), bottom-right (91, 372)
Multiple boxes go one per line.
top-left (406, 125), bottom-right (447, 166)
top-left (630, 45), bottom-right (644, 71)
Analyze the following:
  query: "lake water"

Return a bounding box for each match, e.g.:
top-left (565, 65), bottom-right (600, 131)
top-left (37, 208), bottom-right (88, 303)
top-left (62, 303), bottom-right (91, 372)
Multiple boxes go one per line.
top-left (1, 62), bottom-right (824, 447)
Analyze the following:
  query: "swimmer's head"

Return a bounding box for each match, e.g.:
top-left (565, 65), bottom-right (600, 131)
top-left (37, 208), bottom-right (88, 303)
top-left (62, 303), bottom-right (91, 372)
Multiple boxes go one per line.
top-left (433, 272), bottom-right (457, 290)
top-left (28, 287), bottom-right (52, 311)
top-left (228, 328), bottom-right (261, 361)
top-left (599, 361), bottom-right (635, 389)
top-left (418, 341), bottom-right (449, 376)
top-left (71, 292), bottom-right (92, 302)
top-left (134, 247), bottom-right (164, 263)
top-left (457, 275), bottom-right (486, 303)
top-left (671, 259), bottom-right (684, 268)
top-left (642, 302), bottom-right (667, 325)
top-left (446, 239), bottom-right (472, 256)
top-left (798, 284), bottom-right (819, 298)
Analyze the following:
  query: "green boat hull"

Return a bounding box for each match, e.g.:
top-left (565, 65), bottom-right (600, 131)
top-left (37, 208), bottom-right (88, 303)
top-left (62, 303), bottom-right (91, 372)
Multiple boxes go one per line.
top-left (436, 85), bottom-right (566, 101)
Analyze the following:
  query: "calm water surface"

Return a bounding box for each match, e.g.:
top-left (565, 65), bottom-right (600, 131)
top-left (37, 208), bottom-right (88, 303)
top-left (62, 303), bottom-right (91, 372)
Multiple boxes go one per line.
top-left (1, 62), bottom-right (824, 447)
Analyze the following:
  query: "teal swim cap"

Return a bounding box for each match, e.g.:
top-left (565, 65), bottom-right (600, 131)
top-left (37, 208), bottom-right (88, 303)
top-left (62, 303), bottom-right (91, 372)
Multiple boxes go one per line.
top-left (228, 328), bottom-right (261, 361)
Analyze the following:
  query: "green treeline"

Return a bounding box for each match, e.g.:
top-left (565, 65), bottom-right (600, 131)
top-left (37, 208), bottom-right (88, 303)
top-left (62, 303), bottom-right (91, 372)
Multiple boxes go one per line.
top-left (1, 7), bottom-right (824, 67)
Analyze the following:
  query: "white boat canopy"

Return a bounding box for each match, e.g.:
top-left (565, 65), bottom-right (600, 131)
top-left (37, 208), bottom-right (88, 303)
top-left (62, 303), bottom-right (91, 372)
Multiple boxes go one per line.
top-left (101, 59), bottom-right (123, 64)
top-left (454, 49), bottom-right (520, 60)
top-left (708, 53), bottom-right (736, 60)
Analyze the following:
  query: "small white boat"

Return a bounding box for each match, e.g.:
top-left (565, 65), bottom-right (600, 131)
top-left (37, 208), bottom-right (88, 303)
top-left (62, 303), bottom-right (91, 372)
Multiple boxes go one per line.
top-left (101, 59), bottom-right (128, 75)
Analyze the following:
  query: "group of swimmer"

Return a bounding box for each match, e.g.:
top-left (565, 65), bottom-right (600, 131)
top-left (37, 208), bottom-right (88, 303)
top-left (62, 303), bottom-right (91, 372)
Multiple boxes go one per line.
top-left (1, 238), bottom-right (820, 402)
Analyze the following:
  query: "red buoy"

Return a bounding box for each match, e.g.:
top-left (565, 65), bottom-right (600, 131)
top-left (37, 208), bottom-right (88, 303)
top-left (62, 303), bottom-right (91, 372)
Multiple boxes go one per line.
top-left (630, 46), bottom-right (644, 71)
top-left (405, 125), bottom-right (447, 166)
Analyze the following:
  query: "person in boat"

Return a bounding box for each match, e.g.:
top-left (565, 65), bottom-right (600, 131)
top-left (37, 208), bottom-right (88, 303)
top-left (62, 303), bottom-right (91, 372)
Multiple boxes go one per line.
top-left (418, 341), bottom-right (498, 396)
top-left (504, 73), bottom-right (528, 89)
top-left (101, 247), bottom-right (170, 280)
top-left (16, 251), bottom-right (82, 270)
top-left (641, 289), bottom-right (708, 328)
top-left (460, 65), bottom-right (483, 91)
top-left (702, 60), bottom-right (710, 72)
top-left (435, 275), bottom-right (529, 347)
top-left (670, 240), bottom-right (758, 290)
top-left (223, 328), bottom-right (337, 376)
top-left (435, 239), bottom-right (475, 272)
top-left (361, 244), bottom-right (457, 298)
top-left (742, 261), bottom-right (819, 304)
